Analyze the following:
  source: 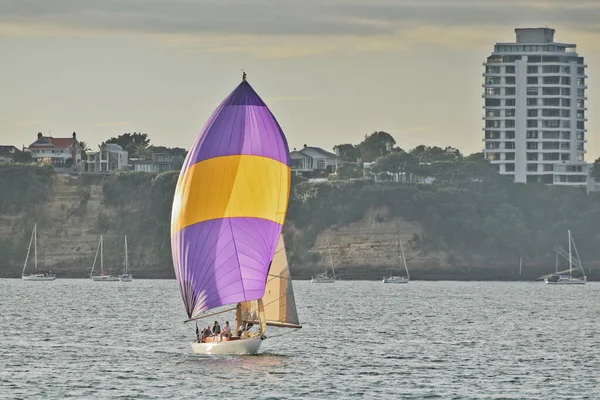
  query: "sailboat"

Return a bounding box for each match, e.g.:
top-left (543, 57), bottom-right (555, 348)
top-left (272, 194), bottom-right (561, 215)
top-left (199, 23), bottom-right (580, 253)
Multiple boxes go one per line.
top-left (21, 223), bottom-right (55, 281)
top-left (171, 73), bottom-right (301, 355)
top-left (120, 235), bottom-right (133, 282)
top-left (90, 235), bottom-right (119, 281)
top-left (311, 238), bottom-right (336, 283)
top-left (544, 230), bottom-right (586, 285)
top-left (383, 236), bottom-right (410, 284)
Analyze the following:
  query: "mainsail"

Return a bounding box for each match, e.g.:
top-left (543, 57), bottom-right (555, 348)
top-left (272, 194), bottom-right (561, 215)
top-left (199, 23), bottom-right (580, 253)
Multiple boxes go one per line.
top-left (239, 235), bottom-right (301, 329)
top-left (171, 75), bottom-right (291, 320)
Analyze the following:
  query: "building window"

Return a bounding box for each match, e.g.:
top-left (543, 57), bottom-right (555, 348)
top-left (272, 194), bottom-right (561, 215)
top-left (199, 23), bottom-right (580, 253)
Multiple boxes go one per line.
top-left (542, 87), bottom-right (560, 96)
top-left (486, 76), bottom-right (501, 85)
top-left (527, 109), bottom-right (538, 117)
top-left (486, 99), bottom-right (501, 107)
top-left (527, 120), bottom-right (538, 128)
top-left (561, 109), bottom-right (571, 118)
top-left (577, 78), bottom-right (585, 86)
top-left (526, 130), bottom-right (539, 139)
top-left (505, 66), bottom-right (516, 73)
top-left (485, 131), bottom-right (500, 139)
top-left (561, 120), bottom-right (570, 128)
top-left (316, 159), bottom-right (325, 169)
top-left (543, 65), bottom-right (560, 73)
top-left (576, 132), bottom-right (585, 141)
top-left (562, 66), bottom-right (571, 74)
top-left (528, 56), bottom-right (541, 63)
top-left (543, 98), bottom-right (560, 106)
top-left (560, 143), bottom-right (570, 150)
top-left (487, 109), bottom-right (501, 117)
top-left (527, 77), bottom-right (538, 84)
top-left (542, 131), bottom-right (560, 139)
top-left (505, 77), bottom-right (516, 85)
top-left (576, 110), bottom-right (584, 119)
top-left (577, 154), bottom-right (584, 161)
top-left (542, 109), bottom-right (560, 117)
top-left (577, 121), bottom-right (585, 129)
top-left (527, 164), bottom-right (538, 172)
top-left (542, 142), bottom-right (560, 150)
top-left (486, 66), bottom-right (501, 74)
top-left (486, 142), bottom-right (501, 149)
top-left (561, 98), bottom-right (571, 107)
top-left (505, 131), bottom-right (515, 139)
top-left (505, 142), bottom-right (515, 149)
top-left (505, 163), bottom-right (515, 172)
top-left (527, 98), bottom-right (539, 106)
top-left (527, 66), bottom-right (538, 73)
top-left (542, 120), bottom-right (560, 128)
top-left (527, 142), bottom-right (538, 150)
top-left (505, 152), bottom-right (515, 161)
top-left (543, 153), bottom-right (560, 161)
top-left (561, 132), bottom-right (571, 140)
top-left (505, 99), bottom-right (516, 106)
top-left (505, 87), bottom-right (516, 95)
top-left (543, 76), bottom-right (560, 85)
top-left (577, 99), bottom-right (585, 108)
top-left (560, 153), bottom-right (570, 161)
top-left (505, 109), bottom-right (515, 117)
top-left (505, 120), bottom-right (515, 128)
top-left (561, 88), bottom-right (571, 96)
top-left (527, 153), bottom-right (538, 161)
top-left (527, 87), bottom-right (538, 96)
top-left (486, 120), bottom-right (501, 128)
top-left (561, 77), bottom-right (571, 85)
top-left (486, 88), bottom-right (500, 96)
top-left (577, 143), bottom-right (584, 151)
top-left (577, 89), bottom-right (584, 97)
top-left (544, 164), bottom-right (554, 172)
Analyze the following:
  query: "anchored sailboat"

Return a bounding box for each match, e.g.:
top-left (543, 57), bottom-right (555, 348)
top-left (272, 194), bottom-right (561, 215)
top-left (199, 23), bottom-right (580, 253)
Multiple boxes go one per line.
top-left (311, 238), bottom-right (336, 283)
top-left (120, 235), bottom-right (133, 282)
top-left (21, 223), bottom-right (55, 281)
top-left (171, 73), bottom-right (301, 355)
top-left (383, 236), bottom-right (410, 284)
top-left (90, 236), bottom-right (119, 281)
top-left (544, 230), bottom-right (586, 285)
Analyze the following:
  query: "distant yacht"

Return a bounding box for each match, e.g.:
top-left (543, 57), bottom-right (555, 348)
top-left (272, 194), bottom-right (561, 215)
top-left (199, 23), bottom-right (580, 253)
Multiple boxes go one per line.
top-left (544, 230), bottom-right (586, 285)
top-left (90, 235), bottom-right (119, 282)
top-left (383, 236), bottom-right (410, 284)
top-left (311, 238), bottom-right (336, 283)
top-left (119, 235), bottom-right (133, 282)
top-left (21, 223), bottom-right (55, 281)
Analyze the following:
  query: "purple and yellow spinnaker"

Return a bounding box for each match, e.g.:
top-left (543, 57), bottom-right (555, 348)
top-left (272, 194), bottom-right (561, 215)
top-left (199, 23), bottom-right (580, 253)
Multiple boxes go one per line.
top-left (171, 75), bottom-right (291, 319)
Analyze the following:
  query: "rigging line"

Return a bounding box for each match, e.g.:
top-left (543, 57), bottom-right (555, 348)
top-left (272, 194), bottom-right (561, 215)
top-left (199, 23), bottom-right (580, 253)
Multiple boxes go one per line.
top-left (264, 328), bottom-right (301, 339)
top-left (184, 306), bottom-right (238, 323)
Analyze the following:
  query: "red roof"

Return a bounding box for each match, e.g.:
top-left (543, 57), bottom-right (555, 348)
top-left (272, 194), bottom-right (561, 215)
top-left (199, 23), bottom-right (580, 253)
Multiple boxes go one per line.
top-left (29, 137), bottom-right (76, 150)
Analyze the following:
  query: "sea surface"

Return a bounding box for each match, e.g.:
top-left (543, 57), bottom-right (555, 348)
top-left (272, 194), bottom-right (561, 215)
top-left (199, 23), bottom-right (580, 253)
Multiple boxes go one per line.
top-left (1, 280), bottom-right (599, 399)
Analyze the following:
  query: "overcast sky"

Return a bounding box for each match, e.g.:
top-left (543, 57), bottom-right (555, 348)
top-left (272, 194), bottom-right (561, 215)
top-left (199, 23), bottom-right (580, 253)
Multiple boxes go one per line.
top-left (1, 0), bottom-right (599, 158)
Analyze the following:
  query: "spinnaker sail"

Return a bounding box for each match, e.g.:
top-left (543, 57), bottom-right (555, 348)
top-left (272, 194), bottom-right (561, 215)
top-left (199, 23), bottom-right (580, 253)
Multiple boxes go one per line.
top-left (171, 75), bottom-right (291, 320)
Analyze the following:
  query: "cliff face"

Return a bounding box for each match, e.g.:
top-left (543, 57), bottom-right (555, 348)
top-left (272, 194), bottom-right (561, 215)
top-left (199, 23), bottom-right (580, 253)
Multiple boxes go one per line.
top-left (2, 167), bottom-right (600, 280)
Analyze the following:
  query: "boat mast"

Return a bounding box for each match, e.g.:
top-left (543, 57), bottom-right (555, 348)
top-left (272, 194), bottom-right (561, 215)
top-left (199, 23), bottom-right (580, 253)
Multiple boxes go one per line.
top-left (399, 237), bottom-right (409, 279)
top-left (34, 223), bottom-right (38, 274)
top-left (90, 238), bottom-right (100, 278)
top-left (555, 250), bottom-right (558, 273)
top-left (22, 224), bottom-right (35, 276)
top-left (100, 235), bottom-right (104, 276)
top-left (327, 237), bottom-right (336, 279)
top-left (124, 235), bottom-right (128, 273)
top-left (568, 230), bottom-right (572, 276)
top-left (519, 256), bottom-right (522, 276)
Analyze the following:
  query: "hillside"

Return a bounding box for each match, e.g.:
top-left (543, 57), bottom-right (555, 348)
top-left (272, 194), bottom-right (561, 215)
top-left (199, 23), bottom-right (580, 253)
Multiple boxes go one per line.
top-left (1, 164), bottom-right (600, 280)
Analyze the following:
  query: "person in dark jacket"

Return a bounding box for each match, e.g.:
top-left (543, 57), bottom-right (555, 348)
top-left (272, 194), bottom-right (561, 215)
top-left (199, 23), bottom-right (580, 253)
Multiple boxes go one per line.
top-left (212, 320), bottom-right (221, 335)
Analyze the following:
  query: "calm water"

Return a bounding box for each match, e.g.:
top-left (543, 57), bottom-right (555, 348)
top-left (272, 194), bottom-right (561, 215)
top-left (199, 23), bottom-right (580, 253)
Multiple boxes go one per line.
top-left (1, 279), bottom-right (600, 399)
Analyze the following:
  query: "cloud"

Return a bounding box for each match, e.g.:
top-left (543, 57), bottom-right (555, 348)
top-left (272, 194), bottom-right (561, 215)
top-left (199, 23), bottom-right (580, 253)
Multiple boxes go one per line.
top-left (1, 0), bottom-right (600, 38)
top-left (15, 119), bottom-right (49, 127)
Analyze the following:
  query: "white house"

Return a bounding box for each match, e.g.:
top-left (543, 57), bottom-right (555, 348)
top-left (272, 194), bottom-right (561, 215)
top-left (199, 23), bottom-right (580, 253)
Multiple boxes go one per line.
top-left (290, 145), bottom-right (338, 176)
top-left (28, 132), bottom-right (81, 168)
top-left (86, 143), bottom-right (129, 173)
top-left (0, 145), bottom-right (18, 163)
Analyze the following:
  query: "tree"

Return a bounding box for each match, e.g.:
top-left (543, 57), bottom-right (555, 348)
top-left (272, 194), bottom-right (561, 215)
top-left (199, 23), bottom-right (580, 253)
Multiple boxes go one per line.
top-left (79, 141), bottom-right (90, 161)
top-left (333, 144), bottom-right (359, 162)
top-left (332, 162), bottom-right (363, 180)
top-left (358, 131), bottom-right (396, 162)
top-left (12, 149), bottom-right (32, 163)
top-left (106, 133), bottom-right (151, 158)
top-left (410, 145), bottom-right (463, 163)
top-left (591, 157), bottom-right (600, 181)
top-left (371, 151), bottom-right (419, 183)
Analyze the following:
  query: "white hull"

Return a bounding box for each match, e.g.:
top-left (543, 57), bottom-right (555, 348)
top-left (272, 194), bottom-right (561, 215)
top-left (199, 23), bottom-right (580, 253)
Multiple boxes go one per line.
top-left (120, 274), bottom-right (133, 282)
top-left (22, 274), bottom-right (55, 281)
top-left (545, 279), bottom-right (586, 285)
top-left (92, 275), bottom-right (120, 282)
top-left (383, 276), bottom-right (409, 284)
top-left (190, 337), bottom-right (262, 355)
top-left (311, 278), bottom-right (335, 283)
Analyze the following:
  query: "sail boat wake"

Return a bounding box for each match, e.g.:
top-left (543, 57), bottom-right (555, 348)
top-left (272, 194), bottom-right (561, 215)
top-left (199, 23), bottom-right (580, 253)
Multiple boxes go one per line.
top-left (171, 73), bottom-right (301, 355)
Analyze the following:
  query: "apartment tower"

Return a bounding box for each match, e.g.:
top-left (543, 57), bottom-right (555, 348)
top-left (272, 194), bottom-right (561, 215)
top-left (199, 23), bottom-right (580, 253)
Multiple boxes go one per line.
top-left (483, 28), bottom-right (588, 185)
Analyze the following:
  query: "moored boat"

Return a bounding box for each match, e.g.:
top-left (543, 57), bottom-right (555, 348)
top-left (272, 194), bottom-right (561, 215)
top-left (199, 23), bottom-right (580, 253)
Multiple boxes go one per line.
top-left (544, 230), bottom-right (586, 285)
top-left (90, 236), bottom-right (119, 281)
top-left (21, 223), bottom-right (55, 281)
top-left (383, 236), bottom-right (410, 284)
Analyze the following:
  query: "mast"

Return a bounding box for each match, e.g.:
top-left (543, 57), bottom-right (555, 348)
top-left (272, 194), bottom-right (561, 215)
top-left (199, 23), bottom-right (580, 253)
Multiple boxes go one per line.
top-left (124, 235), bottom-right (128, 273)
top-left (90, 237), bottom-right (100, 278)
top-left (100, 235), bottom-right (104, 276)
top-left (519, 257), bottom-right (522, 276)
top-left (22, 224), bottom-right (35, 276)
top-left (555, 250), bottom-right (558, 273)
top-left (568, 230), bottom-right (572, 276)
top-left (34, 223), bottom-right (38, 274)
top-left (327, 237), bottom-right (336, 279)
top-left (399, 237), bottom-right (409, 279)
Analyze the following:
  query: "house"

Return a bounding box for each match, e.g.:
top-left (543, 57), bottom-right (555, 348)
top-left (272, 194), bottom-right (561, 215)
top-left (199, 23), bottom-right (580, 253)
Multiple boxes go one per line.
top-left (290, 145), bottom-right (338, 176)
top-left (85, 143), bottom-right (129, 173)
top-left (0, 145), bottom-right (18, 163)
top-left (28, 132), bottom-right (81, 169)
top-left (132, 149), bottom-right (185, 172)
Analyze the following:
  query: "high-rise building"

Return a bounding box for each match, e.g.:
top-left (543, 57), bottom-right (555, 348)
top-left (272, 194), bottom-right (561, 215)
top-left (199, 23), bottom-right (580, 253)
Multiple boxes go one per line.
top-left (483, 28), bottom-right (588, 185)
